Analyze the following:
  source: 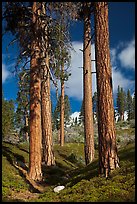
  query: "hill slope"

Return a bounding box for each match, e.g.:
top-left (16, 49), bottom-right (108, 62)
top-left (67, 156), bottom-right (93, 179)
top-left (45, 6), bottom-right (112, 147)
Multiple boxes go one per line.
top-left (2, 141), bottom-right (135, 202)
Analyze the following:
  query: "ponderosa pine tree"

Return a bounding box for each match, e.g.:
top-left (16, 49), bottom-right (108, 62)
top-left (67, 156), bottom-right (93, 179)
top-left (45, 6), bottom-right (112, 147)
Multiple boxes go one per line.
top-left (94, 2), bottom-right (119, 177)
top-left (79, 92), bottom-right (98, 125)
top-left (3, 2), bottom-right (73, 179)
top-left (57, 22), bottom-right (66, 147)
top-left (50, 8), bottom-right (71, 147)
top-left (39, 2), bottom-right (55, 166)
top-left (59, 46), bottom-right (71, 147)
top-left (60, 63), bottom-right (65, 146)
top-left (3, 2), bottom-right (42, 180)
top-left (29, 2), bottom-right (42, 181)
top-left (53, 94), bottom-right (71, 143)
top-left (83, 2), bottom-right (94, 165)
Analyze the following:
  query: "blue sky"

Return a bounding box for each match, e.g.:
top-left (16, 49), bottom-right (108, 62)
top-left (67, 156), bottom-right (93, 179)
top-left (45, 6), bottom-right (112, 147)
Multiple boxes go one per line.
top-left (2, 2), bottom-right (135, 113)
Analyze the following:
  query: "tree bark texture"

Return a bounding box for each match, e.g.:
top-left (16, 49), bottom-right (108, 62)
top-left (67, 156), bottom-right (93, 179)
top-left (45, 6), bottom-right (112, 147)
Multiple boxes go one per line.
top-left (83, 2), bottom-right (95, 165)
top-left (60, 63), bottom-right (65, 146)
top-left (40, 3), bottom-right (55, 166)
top-left (41, 56), bottom-right (55, 166)
top-left (94, 2), bottom-right (119, 177)
top-left (29, 2), bottom-right (42, 181)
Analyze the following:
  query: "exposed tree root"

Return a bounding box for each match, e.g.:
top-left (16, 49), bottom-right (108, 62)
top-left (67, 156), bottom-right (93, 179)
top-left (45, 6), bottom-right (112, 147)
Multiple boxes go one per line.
top-left (13, 162), bottom-right (45, 193)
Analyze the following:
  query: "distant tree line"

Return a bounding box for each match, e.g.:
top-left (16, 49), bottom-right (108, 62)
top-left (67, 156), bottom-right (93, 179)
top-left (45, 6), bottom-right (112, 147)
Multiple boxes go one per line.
top-left (2, 85), bottom-right (135, 140)
top-left (79, 86), bottom-right (135, 124)
top-left (2, 92), bottom-right (15, 138)
top-left (116, 85), bottom-right (135, 121)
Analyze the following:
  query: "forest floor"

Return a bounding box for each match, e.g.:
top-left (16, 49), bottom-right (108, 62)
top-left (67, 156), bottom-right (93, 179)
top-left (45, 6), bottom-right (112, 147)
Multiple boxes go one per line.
top-left (2, 121), bottom-right (135, 202)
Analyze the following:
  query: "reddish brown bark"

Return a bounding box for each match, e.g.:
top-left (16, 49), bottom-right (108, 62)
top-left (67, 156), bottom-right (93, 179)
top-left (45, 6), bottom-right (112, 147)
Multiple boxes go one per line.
top-left (94, 2), bottom-right (119, 177)
top-left (83, 2), bottom-right (94, 165)
top-left (60, 63), bottom-right (65, 146)
top-left (28, 2), bottom-right (42, 181)
top-left (40, 3), bottom-right (55, 166)
top-left (41, 56), bottom-right (55, 166)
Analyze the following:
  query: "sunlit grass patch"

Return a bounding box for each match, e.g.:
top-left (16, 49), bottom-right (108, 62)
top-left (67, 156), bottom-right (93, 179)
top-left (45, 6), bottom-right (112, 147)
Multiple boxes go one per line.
top-left (2, 140), bottom-right (135, 202)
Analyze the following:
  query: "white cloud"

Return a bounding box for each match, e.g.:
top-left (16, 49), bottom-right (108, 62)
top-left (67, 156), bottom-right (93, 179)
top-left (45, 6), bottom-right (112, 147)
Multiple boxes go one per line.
top-left (65, 41), bottom-right (83, 100)
top-left (2, 54), bottom-right (15, 84)
top-left (2, 63), bottom-right (10, 83)
top-left (65, 40), bottom-right (135, 101)
top-left (110, 38), bottom-right (135, 93)
top-left (110, 48), bottom-right (117, 65)
top-left (65, 39), bottom-right (135, 101)
top-left (118, 38), bottom-right (135, 69)
top-left (51, 39), bottom-right (135, 108)
top-left (112, 68), bottom-right (134, 93)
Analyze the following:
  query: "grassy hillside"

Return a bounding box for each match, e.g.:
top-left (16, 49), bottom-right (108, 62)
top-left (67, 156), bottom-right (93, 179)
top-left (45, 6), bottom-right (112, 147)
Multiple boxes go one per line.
top-left (2, 139), bottom-right (135, 202)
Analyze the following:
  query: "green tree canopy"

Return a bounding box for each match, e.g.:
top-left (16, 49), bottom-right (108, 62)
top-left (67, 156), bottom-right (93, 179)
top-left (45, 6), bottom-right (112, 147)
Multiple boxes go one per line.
top-left (116, 85), bottom-right (126, 121)
top-left (126, 89), bottom-right (135, 121)
top-left (126, 89), bottom-right (133, 120)
top-left (2, 93), bottom-right (15, 138)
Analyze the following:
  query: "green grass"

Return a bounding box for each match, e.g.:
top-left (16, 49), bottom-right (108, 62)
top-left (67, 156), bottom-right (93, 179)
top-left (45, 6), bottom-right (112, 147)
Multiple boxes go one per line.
top-left (116, 128), bottom-right (135, 136)
top-left (2, 155), bottom-right (29, 201)
top-left (2, 141), bottom-right (135, 202)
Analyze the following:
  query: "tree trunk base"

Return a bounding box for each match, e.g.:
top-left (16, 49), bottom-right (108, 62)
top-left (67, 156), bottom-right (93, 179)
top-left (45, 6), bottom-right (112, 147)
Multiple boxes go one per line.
top-left (13, 162), bottom-right (45, 193)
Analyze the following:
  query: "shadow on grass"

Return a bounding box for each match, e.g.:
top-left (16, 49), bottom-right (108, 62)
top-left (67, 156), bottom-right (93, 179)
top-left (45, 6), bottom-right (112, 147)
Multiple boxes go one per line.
top-left (41, 149), bottom-right (86, 187)
top-left (42, 163), bottom-right (69, 185)
top-left (2, 144), bottom-right (42, 193)
top-left (16, 146), bottom-right (29, 154)
top-left (57, 151), bottom-right (84, 168)
top-left (2, 198), bottom-right (25, 202)
top-left (2, 146), bottom-right (27, 169)
top-left (63, 159), bottom-right (99, 187)
top-left (118, 145), bottom-right (135, 163)
top-left (66, 143), bottom-right (135, 188)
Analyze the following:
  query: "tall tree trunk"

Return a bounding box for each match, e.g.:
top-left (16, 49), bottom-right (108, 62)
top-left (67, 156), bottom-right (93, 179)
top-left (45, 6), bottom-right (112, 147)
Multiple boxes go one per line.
top-left (28, 2), bottom-right (42, 181)
top-left (60, 63), bottom-right (65, 146)
top-left (41, 56), bottom-right (55, 166)
top-left (40, 3), bottom-right (55, 166)
top-left (94, 2), bottom-right (119, 177)
top-left (83, 2), bottom-right (94, 165)
top-left (121, 112), bottom-right (124, 121)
